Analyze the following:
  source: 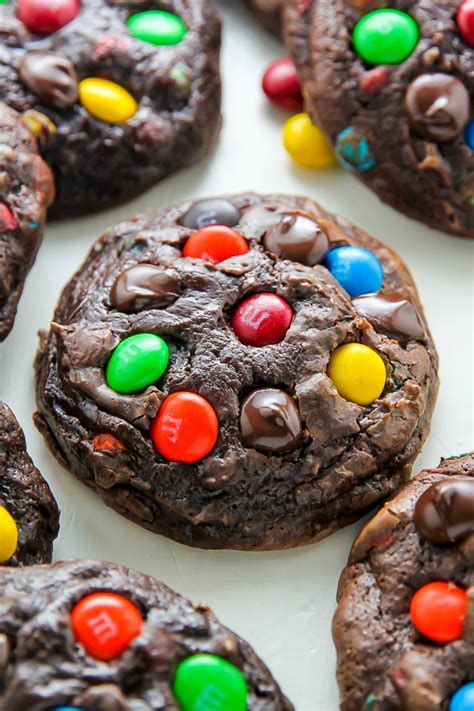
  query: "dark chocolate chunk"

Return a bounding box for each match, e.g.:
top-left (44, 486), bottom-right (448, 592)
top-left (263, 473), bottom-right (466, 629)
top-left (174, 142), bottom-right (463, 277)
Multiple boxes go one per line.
top-left (179, 198), bottom-right (241, 230)
top-left (263, 212), bottom-right (328, 266)
top-left (19, 52), bottom-right (78, 110)
top-left (111, 264), bottom-right (181, 313)
top-left (404, 74), bottom-right (470, 143)
top-left (240, 388), bottom-right (302, 452)
top-left (352, 292), bottom-right (425, 341)
top-left (414, 477), bottom-right (474, 544)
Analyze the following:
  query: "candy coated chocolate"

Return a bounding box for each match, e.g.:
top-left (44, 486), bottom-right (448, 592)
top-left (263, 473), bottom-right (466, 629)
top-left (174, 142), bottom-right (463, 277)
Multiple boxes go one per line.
top-left (414, 477), bottom-right (474, 544)
top-left (111, 264), bottom-right (181, 313)
top-left (263, 212), bottom-right (328, 265)
top-left (240, 389), bottom-right (302, 452)
top-left (404, 74), bottom-right (470, 142)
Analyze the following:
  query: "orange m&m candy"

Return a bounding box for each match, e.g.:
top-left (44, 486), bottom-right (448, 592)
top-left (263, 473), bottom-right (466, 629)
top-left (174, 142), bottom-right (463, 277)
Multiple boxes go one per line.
top-left (410, 581), bottom-right (467, 643)
top-left (183, 225), bottom-right (249, 263)
top-left (71, 592), bottom-right (143, 661)
top-left (151, 391), bottom-right (218, 463)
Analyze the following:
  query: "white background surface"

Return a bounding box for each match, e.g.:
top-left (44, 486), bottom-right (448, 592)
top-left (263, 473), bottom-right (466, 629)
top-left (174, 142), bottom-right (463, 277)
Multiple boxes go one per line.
top-left (0, 2), bottom-right (473, 709)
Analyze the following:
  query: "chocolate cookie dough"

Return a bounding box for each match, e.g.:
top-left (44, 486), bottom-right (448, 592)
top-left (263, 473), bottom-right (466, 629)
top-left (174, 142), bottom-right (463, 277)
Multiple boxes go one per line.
top-left (35, 192), bottom-right (438, 550)
top-left (333, 452), bottom-right (474, 711)
top-left (0, 102), bottom-right (54, 341)
top-left (0, 558), bottom-right (293, 710)
top-left (0, 0), bottom-right (221, 218)
top-left (284, 0), bottom-right (474, 238)
top-left (245, 0), bottom-right (282, 36)
top-left (0, 401), bottom-right (59, 566)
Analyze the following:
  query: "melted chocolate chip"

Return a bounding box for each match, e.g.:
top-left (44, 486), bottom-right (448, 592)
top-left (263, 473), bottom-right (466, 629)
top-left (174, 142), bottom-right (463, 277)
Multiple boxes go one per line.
top-left (263, 212), bottom-right (329, 266)
top-left (240, 388), bottom-right (302, 453)
top-left (179, 198), bottom-right (241, 230)
top-left (404, 74), bottom-right (470, 143)
top-left (414, 477), bottom-right (474, 544)
top-left (20, 52), bottom-right (78, 110)
top-left (110, 264), bottom-right (181, 313)
top-left (352, 292), bottom-right (425, 342)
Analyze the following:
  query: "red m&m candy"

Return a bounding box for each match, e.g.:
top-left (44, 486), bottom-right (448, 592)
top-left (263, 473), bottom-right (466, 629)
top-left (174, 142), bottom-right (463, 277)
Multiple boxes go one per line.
top-left (17, 0), bottom-right (80, 34)
top-left (151, 392), bottom-right (218, 463)
top-left (457, 0), bottom-right (474, 47)
top-left (183, 225), bottom-right (249, 264)
top-left (410, 581), bottom-right (467, 644)
top-left (262, 57), bottom-right (304, 111)
top-left (231, 293), bottom-right (293, 347)
top-left (71, 592), bottom-right (143, 661)
top-left (0, 203), bottom-right (17, 233)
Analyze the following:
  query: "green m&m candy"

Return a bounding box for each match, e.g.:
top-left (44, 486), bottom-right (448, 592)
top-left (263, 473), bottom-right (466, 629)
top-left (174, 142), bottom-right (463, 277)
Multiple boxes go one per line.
top-left (173, 654), bottom-right (247, 711)
top-left (127, 10), bottom-right (187, 46)
top-left (353, 9), bottom-right (419, 65)
top-left (106, 333), bottom-right (169, 394)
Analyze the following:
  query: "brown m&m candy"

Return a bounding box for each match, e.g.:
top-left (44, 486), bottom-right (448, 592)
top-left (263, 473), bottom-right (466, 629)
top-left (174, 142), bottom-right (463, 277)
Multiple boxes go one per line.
top-left (111, 264), bottom-right (181, 313)
top-left (404, 74), bottom-right (470, 142)
top-left (20, 52), bottom-right (78, 109)
top-left (414, 477), bottom-right (474, 544)
top-left (240, 388), bottom-right (302, 453)
top-left (263, 213), bottom-right (328, 266)
top-left (352, 292), bottom-right (425, 342)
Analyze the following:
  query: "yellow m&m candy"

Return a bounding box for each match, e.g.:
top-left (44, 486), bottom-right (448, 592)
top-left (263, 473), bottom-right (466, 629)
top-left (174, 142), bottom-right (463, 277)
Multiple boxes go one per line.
top-left (283, 112), bottom-right (336, 168)
top-left (79, 78), bottom-right (138, 124)
top-left (0, 506), bottom-right (18, 563)
top-left (328, 343), bottom-right (386, 406)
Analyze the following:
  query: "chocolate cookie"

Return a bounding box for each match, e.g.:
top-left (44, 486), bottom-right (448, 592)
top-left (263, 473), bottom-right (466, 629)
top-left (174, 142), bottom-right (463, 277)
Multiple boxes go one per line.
top-left (0, 401), bottom-right (59, 566)
top-left (333, 452), bottom-right (474, 711)
top-left (34, 192), bottom-right (438, 550)
top-left (0, 558), bottom-right (293, 710)
top-left (283, 0), bottom-right (474, 238)
top-left (245, 0), bottom-right (282, 36)
top-left (0, 102), bottom-right (54, 341)
top-left (0, 0), bottom-right (221, 218)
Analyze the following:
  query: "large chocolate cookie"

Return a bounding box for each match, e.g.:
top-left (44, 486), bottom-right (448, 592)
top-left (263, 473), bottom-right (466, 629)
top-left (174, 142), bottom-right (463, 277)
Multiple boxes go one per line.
top-left (333, 452), bottom-right (474, 711)
top-left (284, 0), bottom-right (474, 238)
top-left (0, 0), bottom-right (221, 218)
top-left (0, 401), bottom-right (59, 566)
top-left (245, 0), bottom-right (282, 36)
top-left (0, 558), bottom-right (293, 710)
top-left (0, 102), bottom-right (54, 341)
top-left (35, 192), bottom-right (438, 550)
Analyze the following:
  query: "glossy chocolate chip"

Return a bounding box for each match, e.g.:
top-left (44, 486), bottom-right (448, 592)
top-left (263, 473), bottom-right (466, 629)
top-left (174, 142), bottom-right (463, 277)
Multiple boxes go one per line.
top-left (111, 264), bottom-right (181, 313)
top-left (240, 388), bottom-right (302, 453)
top-left (19, 52), bottom-right (78, 110)
top-left (352, 292), bottom-right (425, 342)
top-left (263, 212), bottom-right (329, 266)
top-left (414, 477), bottom-right (474, 544)
top-left (404, 73), bottom-right (470, 142)
top-left (179, 198), bottom-right (241, 230)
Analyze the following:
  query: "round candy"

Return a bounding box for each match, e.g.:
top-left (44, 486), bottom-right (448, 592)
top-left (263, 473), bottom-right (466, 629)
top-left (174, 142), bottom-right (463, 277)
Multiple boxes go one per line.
top-left (263, 213), bottom-right (328, 266)
top-left (283, 113), bottom-right (336, 168)
top-left (0, 506), bottom-right (18, 563)
top-left (127, 10), bottom-right (187, 46)
top-left (79, 78), bottom-right (138, 124)
top-left (457, 0), bottom-right (474, 47)
top-left (71, 592), bottom-right (143, 661)
top-left (231, 293), bottom-right (293, 347)
top-left (240, 388), bottom-right (302, 453)
top-left (325, 246), bottom-right (383, 298)
top-left (410, 581), bottom-right (467, 644)
top-left (17, 0), bottom-right (80, 34)
top-left (173, 654), bottom-right (247, 711)
top-left (106, 333), bottom-right (169, 394)
top-left (414, 478), bottom-right (474, 544)
top-left (404, 74), bottom-right (470, 143)
top-left (111, 264), bottom-right (181, 314)
top-left (328, 343), bottom-right (386, 406)
top-left (52, 708), bottom-right (85, 710)
top-left (151, 392), bottom-right (218, 463)
top-left (19, 52), bottom-right (78, 110)
top-left (179, 198), bottom-right (241, 230)
top-left (465, 120), bottom-right (474, 150)
top-left (183, 225), bottom-right (249, 263)
top-left (450, 682), bottom-right (474, 711)
top-left (262, 57), bottom-right (304, 111)
top-left (0, 203), bottom-right (17, 233)
top-left (335, 127), bottom-right (376, 171)
top-left (353, 9), bottom-right (419, 65)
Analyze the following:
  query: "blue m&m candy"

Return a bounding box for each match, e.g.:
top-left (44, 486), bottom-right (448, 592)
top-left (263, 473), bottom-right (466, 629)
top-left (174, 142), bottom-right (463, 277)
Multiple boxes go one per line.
top-left (325, 246), bottom-right (383, 298)
top-left (52, 707), bottom-right (85, 710)
top-left (450, 682), bottom-right (474, 711)
top-left (335, 126), bottom-right (375, 171)
top-left (465, 120), bottom-right (474, 150)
